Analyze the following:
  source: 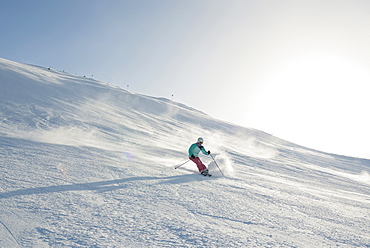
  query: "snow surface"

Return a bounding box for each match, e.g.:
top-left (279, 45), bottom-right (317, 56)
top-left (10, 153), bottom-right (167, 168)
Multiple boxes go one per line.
top-left (0, 57), bottom-right (369, 247)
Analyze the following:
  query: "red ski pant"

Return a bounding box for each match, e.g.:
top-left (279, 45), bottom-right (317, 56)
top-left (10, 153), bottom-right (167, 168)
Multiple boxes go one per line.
top-left (189, 157), bottom-right (207, 172)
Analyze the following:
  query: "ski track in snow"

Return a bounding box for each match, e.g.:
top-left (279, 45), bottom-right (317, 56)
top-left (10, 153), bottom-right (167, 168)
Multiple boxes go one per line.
top-left (0, 58), bottom-right (370, 247)
top-left (0, 218), bottom-right (21, 247)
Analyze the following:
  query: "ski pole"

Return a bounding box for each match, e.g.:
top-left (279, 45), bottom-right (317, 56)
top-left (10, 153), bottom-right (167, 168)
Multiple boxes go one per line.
top-left (210, 154), bottom-right (224, 176)
top-left (175, 159), bottom-right (190, 169)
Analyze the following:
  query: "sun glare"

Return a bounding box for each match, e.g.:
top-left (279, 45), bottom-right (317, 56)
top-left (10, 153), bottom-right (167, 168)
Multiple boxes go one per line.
top-left (248, 55), bottom-right (370, 154)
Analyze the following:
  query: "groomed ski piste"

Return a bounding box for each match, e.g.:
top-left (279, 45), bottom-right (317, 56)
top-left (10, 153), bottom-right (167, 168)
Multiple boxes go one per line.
top-left (0, 57), bottom-right (369, 247)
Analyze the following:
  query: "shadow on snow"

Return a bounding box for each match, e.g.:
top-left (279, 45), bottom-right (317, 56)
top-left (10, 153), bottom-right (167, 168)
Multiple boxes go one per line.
top-left (0, 174), bottom-right (212, 199)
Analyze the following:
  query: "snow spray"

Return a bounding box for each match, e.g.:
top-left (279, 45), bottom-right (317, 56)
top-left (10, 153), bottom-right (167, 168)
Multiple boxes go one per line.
top-left (208, 154), bottom-right (234, 177)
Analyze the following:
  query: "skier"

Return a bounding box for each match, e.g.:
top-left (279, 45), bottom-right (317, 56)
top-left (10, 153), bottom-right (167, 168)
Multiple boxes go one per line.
top-left (188, 137), bottom-right (211, 176)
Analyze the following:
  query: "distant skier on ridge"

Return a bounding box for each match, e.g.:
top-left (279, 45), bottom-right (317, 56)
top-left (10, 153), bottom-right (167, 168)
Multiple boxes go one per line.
top-left (188, 137), bottom-right (211, 176)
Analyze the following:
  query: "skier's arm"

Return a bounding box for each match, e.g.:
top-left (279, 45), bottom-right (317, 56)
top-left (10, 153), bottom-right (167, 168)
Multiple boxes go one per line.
top-left (200, 146), bottom-right (209, 155)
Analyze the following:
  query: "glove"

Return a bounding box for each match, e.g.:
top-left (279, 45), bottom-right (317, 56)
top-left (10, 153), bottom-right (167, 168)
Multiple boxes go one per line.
top-left (191, 155), bottom-right (195, 159)
top-left (208, 151), bottom-right (211, 154)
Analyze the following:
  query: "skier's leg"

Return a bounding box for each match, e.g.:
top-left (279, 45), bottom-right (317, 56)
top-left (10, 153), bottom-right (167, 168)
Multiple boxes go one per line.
top-left (189, 157), bottom-right (207, 172)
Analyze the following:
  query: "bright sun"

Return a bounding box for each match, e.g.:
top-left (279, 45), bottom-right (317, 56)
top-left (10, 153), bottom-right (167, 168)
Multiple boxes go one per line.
top-left (248, 54), bottom-right (370, 155)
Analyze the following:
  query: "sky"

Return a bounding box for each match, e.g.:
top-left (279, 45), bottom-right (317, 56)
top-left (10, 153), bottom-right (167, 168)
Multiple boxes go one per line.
top-left (1, 0), bottom-right (370, 159)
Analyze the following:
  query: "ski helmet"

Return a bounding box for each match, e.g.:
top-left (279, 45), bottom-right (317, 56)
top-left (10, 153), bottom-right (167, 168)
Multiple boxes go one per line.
top-left (197, 137), bottom-right (204, 143)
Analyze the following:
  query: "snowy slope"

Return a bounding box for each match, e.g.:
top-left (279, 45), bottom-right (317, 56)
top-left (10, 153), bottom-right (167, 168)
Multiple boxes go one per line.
top-left (0, 57), bottom-right (369, 247)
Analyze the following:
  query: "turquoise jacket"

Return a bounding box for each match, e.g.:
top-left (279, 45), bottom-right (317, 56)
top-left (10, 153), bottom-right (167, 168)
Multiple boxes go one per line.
top-left (188, 142), bottom-right (209, 158)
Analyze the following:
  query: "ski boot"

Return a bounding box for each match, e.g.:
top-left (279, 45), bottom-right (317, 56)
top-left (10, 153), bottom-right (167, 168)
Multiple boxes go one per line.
top-left (200, 169), bottom-right (211, 177)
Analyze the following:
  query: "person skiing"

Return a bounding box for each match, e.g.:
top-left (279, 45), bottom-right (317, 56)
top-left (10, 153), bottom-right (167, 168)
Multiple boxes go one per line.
top-left (188, 137), bottom-right (211, 176)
